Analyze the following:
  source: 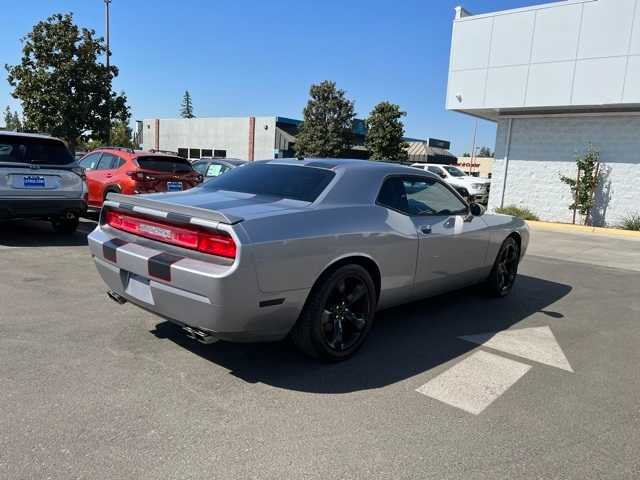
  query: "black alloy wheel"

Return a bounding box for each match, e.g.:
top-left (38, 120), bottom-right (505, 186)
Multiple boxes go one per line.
top-left (320, 275), bottom-right (371, 352)
top-left (292, 264), bottom-right (376, 361)
top-left (487, 237), bottom-right (520, 297)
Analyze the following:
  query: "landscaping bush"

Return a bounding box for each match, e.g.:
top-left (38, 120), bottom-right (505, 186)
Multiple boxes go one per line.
top-left (495, 206), bottom-right (540, 221)
top-left (621, 213), bottom-right (640, 231)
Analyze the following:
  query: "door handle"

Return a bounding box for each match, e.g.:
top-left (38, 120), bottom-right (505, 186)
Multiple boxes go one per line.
top-left (420, 225), bottom-right (432, 235)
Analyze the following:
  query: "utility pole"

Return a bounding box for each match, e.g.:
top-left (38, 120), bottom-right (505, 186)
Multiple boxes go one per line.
top-left (104, 0), bottom-right (112, 145)
top-left (470, 118), bottom-right (478, 175)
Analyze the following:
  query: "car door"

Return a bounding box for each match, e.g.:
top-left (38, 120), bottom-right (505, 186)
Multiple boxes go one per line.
top-left (79, 152), bottom-right (103, 206)
top-left (379, 175), bottom-right (490, 298)
top-left (90, 153), bottom-right (118, 205)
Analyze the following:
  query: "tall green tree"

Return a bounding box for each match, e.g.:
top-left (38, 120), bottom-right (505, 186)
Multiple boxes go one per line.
top-left (5, 13), bottom-right (130, 152)
top-left (365, 101), bottom-right (409, 162)
top-left (478, 146), bottom-right (494, 157)
top-left (3, 107), bottom-right (22, 131)
top-left (180, 91), bottom-right (195, 118)
top-left (295, 80), bottom-right (356, 158)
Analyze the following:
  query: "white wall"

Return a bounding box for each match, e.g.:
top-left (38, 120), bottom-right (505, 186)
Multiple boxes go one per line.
top-left (448, 0), bottom-right (640, 113)
top-left (489, 115), bottom-right (640, 226)
top-left (142, 117), bottom-right (277, 160)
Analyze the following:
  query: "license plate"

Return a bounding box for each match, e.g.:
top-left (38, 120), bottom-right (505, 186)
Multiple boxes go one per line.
top-left (167, 181), bottom-right (182, 192)
top-left (23, 175), bottom-right (46, 188)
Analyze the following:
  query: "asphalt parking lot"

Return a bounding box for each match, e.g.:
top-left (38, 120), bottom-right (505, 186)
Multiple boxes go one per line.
top-left (1, 220), bottom-right (639, 479)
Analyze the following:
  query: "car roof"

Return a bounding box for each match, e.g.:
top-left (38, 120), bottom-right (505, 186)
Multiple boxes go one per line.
top-left (262, 158), bottom-right (438, 177)
top-left (0, 131), bottom-right (62, 142)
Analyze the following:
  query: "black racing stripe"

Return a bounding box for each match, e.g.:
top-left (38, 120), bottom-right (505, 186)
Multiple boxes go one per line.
top-left (148, 252), bottom-right (183, 281)
top-left (103, 238), bottom-right (127, 262)
top-left (165, 212), bottom-right (192, 225)
top-left (259, 298), bottom-right (285, 308)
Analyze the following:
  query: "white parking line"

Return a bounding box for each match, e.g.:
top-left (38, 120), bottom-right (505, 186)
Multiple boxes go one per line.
top-left (416, 350), bottom-right (531, 415)
top-left (459, 326), bottom-right (573, 372)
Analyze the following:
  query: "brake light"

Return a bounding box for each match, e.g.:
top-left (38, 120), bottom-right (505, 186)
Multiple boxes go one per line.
top-left (105, 211), bottom-right (236, 259)
top-left (126, 171), bottom-right (147, 182)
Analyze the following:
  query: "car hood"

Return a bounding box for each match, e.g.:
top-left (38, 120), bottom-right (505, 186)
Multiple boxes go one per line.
top-left (142, 188), bottom-right (312, 222)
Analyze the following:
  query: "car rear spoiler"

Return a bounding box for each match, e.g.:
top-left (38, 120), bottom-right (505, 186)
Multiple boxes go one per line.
top-left (104, 192), bottom-right (243, 225)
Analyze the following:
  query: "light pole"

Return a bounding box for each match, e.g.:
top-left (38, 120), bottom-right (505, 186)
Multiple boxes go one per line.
top-left (104, 0), bottom-right (112, 144)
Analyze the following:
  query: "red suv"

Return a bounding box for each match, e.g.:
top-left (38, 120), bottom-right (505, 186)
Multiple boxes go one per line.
top-left (78, 148), bottom-right (203, 208)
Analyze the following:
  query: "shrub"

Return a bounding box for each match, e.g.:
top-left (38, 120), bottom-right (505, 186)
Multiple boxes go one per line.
top-left (495, 206), bottom-right (540, 221)
top-left (621, 213), bottom-right (640, 231)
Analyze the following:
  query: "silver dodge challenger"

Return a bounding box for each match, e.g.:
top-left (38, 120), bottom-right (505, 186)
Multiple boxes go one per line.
top-left (88, 159), bottom-right (529, 361)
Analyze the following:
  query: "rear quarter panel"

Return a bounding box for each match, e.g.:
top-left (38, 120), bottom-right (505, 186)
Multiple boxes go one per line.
top-left (241, 205), bottom-right (419, 309)
top-left (481, 214), bottom-right (530, 265)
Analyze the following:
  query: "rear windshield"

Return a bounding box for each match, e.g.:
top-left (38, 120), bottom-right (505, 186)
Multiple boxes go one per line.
top-left (202, 163), bottom-right (335, 202)
top-left (0, 135), bottom-right (74, 165)
top-left (136, 156), bottom-right (194, 173)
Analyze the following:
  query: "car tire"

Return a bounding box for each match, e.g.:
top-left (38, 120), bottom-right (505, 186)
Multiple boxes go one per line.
top-left (485, 236), bottom-right (520, 297)
top-left (52, 217), bottom-right (80, 234)
top-left (291, 264), bottom-right (376, 362)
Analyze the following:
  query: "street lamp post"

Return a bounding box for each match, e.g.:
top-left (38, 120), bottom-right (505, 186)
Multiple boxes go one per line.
top-left (104, 0), bottom-right (112, 145)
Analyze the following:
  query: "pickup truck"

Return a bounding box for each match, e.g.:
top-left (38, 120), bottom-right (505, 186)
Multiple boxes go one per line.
top-left (411, 163), bottom-right (490, 205)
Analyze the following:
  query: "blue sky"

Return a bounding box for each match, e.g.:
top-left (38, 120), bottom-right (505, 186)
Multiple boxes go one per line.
top-left (1, 0), bottom-right (544, 155)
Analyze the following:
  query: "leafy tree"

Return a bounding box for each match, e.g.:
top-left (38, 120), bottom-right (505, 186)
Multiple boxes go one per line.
top-left (3, 107), bottom-right (22, 131)
top-left (478, 146), bottom-right (494, 157)
top-left (78, 121), bottom-right (135, 151)
top-left (365, 101), bottom-right (409, 162)
top-left (560, 143), bottom-right (601, 225)
top-left (5, 13), bottom-right (130, 152)
top-left (295, 80), bottom-right (356, 158)
top-left (180, 91), bottom-right (195, 118)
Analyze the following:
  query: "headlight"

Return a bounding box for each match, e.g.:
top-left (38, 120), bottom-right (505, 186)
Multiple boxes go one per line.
top-left (472, 183), bottom-right (484, 189)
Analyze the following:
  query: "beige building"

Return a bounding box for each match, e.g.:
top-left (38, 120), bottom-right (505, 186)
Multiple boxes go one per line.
top-left (456, 156), bottom-right (495, 178)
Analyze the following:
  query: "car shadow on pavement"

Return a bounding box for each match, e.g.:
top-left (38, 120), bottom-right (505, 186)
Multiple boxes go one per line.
top-left (0, 219), bottom-right (96, 248)
top-left (152, 274), bottom-right (572, 394)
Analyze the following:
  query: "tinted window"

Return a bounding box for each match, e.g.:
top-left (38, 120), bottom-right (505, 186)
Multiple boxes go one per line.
top-left (0, 135), bottom-right (74, 165)
top-left (177, 148), bottom-right (188, 158)
top-left (189, 149), bottom-right (200, 159)
top-left (79, 153), bottom-right (102, 170)
top-left (443, 166), bottom-right (465, 177)
top-left (378, 177), bottom-right (467, 216)
top-left (202, 149), bottom-right (213, 157)
top-left (97, 153), bottom-right (118, 170)
top-left (213, 149), bottom-right (226, 158)
top-left (192, 161), bottom-right (207, 175)
top-left (203, 163), bottom-right (335, 202)
top-left (136, 156), bottom-right (194, 173)
top-left (427, 166), bottom-right (445, 178)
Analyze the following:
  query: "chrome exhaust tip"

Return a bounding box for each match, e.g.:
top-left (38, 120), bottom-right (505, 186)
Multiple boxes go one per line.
top-left (107, 290), bottom-right (127, 305)
top-left (182, 325), bottom-right (217, 344)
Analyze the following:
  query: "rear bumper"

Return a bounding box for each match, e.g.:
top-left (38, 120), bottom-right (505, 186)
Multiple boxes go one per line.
top-left (88, 226), bottom-right (306, 342)
top-left (0, 197), bottom-right (86, 219)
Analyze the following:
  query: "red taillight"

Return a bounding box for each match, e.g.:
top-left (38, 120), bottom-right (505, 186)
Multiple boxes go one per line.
top-left (105, 211), bottom-right (236, 259)
top-left (126, 171), bottom-right (147, 182)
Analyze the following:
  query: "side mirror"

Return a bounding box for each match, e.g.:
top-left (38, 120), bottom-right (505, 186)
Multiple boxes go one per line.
top-left (470, 203), bottom-right (485, 216)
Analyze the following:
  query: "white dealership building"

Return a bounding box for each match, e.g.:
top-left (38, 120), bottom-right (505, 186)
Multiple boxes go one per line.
top-left (447, 0), bottom-right (640, 226)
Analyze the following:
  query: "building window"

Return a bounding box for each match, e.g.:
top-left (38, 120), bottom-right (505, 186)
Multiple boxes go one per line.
top-left (189, 148), bottom-right (201, 159)
top-left (214, 149), bottom-right (227, 158)
top-left (177, 148), bottom-right (188, 158)
top-left (201, 149), bottom-right (213, 158)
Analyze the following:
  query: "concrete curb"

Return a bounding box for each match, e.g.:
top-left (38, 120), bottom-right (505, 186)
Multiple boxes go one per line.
top-left (526, 220), bottom-right (640, 239)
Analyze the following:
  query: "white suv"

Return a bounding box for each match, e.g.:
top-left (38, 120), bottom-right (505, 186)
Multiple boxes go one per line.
top-left (0, 132), bottom-right (87, 233)
top-left (411, 163), bottom-right (490, 205)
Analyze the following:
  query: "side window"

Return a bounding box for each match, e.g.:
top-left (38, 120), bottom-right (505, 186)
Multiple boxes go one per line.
top-left (427, 166), bottom-right (445, 178)
top-left (206, 163), bottom-right (225, 177)
top-left (378, 177), bottom-right (467, 216)
top-left (79, 153), bottom-right (101, 170)
top-left (192, 162), bottom-right (207, 175)
top-left (97, 153), bottom-right (117, 170)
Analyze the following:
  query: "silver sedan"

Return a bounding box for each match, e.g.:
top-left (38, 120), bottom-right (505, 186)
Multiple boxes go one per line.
top-left (88, 159), bottom-right (529, 361)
